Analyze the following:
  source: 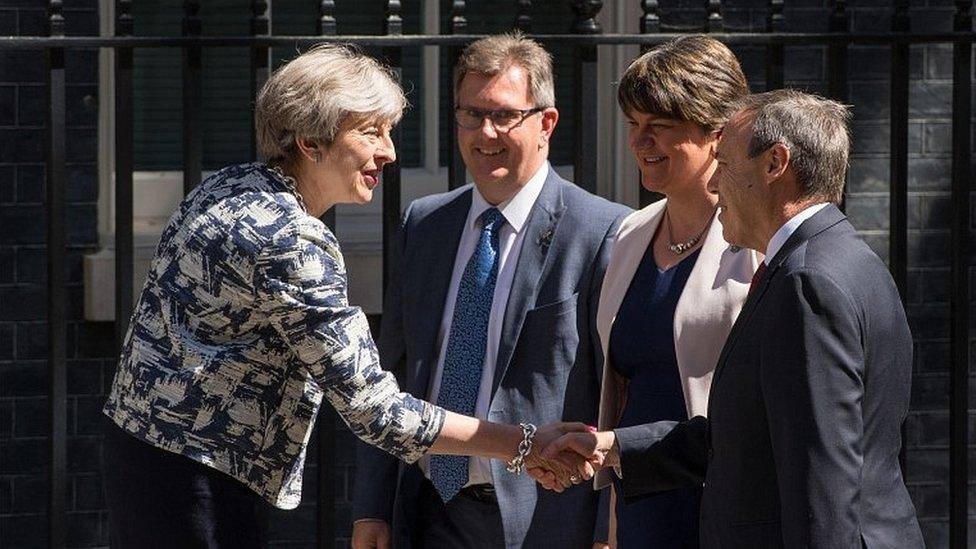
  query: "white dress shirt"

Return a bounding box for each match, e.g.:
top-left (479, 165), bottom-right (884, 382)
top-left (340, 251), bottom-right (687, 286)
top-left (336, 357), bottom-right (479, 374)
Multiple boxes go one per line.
top-left (763, 202), bottom-right (830, 265)
top-left (419, 161), bottom-right (550, 486)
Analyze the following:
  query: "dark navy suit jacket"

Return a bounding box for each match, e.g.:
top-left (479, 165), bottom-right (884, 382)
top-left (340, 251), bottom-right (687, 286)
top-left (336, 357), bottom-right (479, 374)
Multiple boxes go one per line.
top-left (353, 168), bottom-right (630, 548)
top-left (615, 205), bottom-right (923, 548)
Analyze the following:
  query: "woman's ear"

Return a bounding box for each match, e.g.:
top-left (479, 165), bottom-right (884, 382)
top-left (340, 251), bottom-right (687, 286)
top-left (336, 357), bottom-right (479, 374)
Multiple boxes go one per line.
top-left (295, 137), bottom-right (323, 164)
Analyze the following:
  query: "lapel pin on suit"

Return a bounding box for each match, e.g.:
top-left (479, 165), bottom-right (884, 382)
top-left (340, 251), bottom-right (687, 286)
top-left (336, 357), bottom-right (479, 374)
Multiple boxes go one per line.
top-left (538, 225), bottom-right (555, 251)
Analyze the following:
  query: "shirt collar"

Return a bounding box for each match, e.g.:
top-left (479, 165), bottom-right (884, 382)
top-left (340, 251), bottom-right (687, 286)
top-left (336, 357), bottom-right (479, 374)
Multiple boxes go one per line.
top-left (468, 161), bottom-right (549, 233)
top-left (764, 202), bottom-right (830, 265)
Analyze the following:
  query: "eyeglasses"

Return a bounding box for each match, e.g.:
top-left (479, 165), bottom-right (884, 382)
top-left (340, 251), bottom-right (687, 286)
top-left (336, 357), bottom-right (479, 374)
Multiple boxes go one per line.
top-left (454, 106), bottom-right (547, 132)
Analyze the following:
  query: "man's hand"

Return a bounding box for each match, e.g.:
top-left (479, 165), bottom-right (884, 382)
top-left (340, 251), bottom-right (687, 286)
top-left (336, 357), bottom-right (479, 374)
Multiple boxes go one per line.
top-left (528, 430), bottom-right (618, 491)
top-left (524, 423), bottom-right (607, 491)
top-left (351, 519), bottom-right (391, 549)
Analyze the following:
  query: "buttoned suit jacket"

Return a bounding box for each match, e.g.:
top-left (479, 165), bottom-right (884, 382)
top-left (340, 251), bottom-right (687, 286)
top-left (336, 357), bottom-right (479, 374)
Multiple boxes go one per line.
top-left (352, 168), bottom-right (631, 548)
top-left (615, 205), bottom-right (923, 548)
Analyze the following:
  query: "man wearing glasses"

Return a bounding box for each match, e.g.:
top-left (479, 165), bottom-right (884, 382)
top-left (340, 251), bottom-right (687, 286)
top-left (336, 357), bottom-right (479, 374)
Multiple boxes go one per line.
top-left (352, 32), bottom-right (629, 549)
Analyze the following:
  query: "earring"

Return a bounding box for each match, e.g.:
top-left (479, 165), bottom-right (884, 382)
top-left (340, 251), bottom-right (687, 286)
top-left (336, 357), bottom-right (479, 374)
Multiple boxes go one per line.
top-left (314, 154), bottom-right (321, 164)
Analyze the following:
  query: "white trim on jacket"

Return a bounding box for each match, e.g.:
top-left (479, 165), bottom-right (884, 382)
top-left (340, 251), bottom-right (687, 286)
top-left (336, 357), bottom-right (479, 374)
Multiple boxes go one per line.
top-left (594, 199), bottom-right (761, 490)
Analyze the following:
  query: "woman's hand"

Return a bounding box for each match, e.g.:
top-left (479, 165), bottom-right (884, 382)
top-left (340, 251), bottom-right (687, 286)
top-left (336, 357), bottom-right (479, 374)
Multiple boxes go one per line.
top-left (525, 423), bottom-right (606, 491)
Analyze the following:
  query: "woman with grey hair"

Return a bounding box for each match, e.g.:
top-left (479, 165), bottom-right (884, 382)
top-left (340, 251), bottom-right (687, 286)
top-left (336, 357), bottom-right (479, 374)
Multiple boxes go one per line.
top-left (102, 44), bottom-right (591, 548)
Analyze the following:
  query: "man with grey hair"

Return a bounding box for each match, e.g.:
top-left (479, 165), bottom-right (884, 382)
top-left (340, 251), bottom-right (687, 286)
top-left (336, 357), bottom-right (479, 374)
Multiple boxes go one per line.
top-left (351, 32), bottom-right (628, 549)
top-left (545, 90), bottom-right (923, 548)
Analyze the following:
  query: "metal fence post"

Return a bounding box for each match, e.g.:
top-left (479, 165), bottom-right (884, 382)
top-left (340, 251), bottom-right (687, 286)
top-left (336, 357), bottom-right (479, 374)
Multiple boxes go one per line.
top-left (570, 0), bottom-right (601, 194)
top-left (45, 1), bottom-right (67, 546)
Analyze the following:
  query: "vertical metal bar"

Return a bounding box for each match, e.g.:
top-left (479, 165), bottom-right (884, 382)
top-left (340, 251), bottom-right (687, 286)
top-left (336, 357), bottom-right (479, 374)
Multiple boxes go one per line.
top-left (827, 0), bottom-right (849, 212)
top-left (705, 0), bottom-right (724, 32)
top-left (46, 2), bottom-right (66, 547)
top-left (827, 0), bottom-right (849, 103)
top-left (250, 0), bottom-right (270, 161)
top-left (514, 0), bottom-right (532, 32)
top-left (447, 1), bottom-right (467, 190)
top-left (383, 2), bottom-right (403, 296)
top-left (948, 3), bottom-right (972, 547)
top-left (314, 2), bottom-right (340, 544)
top-left (570, 1), bottom-right (602, 195)
top-left (638, 0), bottom-right (660, 208)
top-left (182, 0), bottom-right (202, 194)
top-left (889, 0), bottom-right (911, 478)
top-left (115, 0), bottom-right (134, 349)
top-left (889, 0), bottom-right (909, 301)
top-left (765, 0), bottom-right (784, 90)
top-left (318, 0), bottom-right (336, 232)
top-left (314, 7), bottom-right (337, 548)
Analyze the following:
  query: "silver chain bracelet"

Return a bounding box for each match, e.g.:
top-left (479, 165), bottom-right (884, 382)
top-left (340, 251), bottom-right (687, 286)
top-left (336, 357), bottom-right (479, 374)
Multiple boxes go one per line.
top-left (505, 422), bottom-right (537, 475)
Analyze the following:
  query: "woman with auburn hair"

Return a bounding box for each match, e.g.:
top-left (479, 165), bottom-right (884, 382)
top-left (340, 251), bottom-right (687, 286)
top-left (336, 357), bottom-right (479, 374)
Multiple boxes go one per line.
top-left (594, 35), bottom-right (761, 548)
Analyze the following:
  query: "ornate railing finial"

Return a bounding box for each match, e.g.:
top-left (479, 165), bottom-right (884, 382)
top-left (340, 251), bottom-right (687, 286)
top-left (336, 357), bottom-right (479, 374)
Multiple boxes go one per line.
top-left (641, 0), bottom-right (660, 34)
top-left (318, 1), bottom-right (336, 36)
top-left (705, 0), bottom-right (724, 32)
top-left (385, 0), bottom-right (402, 36)
top-left (48, 0), bottom-right (65, 37)
top-left (450, 1), bottom-right (467, 34)
top-left (830, 0), bottom-right (848, 32)
top-left (252, 0), bottom-right (269, 36)
top-left (515, 0), bottom-right (532, 32)
top-left (892, 0), bottom-right (909, 31)
top-left (570, 0), bottom-right (603, 34)
top-left (116, 0), bottom-right (133, 36)
top-left (767, 0), bottom-right (784, 32)
top-left (955, 0), bottom-right (972, 30)
top-left (183, 0), bottom-right (201, 36)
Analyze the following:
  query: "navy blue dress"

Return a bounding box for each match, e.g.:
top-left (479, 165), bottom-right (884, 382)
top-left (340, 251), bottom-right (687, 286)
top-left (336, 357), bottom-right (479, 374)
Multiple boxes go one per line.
top-left (610, 244), bottom-right (702, 549)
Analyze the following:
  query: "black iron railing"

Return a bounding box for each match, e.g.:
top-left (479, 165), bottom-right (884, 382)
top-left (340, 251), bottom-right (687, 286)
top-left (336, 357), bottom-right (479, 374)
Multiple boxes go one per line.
top-left (0, 1), bottom-right (972, 547)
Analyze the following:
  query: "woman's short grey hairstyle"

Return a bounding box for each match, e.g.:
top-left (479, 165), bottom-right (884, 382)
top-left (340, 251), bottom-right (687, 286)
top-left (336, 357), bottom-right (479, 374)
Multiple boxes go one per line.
top-left (739, 89), bottom-right (851, 204)
top-left (255, 44), bottom-right (406, 164)
top-left (453, 32), bottom-right (555, 107)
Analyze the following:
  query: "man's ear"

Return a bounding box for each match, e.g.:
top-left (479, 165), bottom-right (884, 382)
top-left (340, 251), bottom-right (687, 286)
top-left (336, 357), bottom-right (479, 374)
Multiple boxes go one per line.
top-left (539, 107), bottom-right (559, 143)
top-left (708, 129), bottom-right (722, 156)
top-left (765, 142), bottom-right (790, 182)
top-left (295, 137), bottom-right (323, 164)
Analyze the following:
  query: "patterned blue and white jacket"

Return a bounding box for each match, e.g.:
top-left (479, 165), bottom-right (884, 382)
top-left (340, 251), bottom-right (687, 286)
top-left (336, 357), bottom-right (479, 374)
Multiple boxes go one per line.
top-left (103, 163), bottom-right (445, 509)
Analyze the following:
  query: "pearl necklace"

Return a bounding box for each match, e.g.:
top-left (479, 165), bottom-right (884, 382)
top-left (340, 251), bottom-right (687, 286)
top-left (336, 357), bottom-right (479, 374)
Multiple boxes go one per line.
top-left (665, 207), bottom-right (715, 255)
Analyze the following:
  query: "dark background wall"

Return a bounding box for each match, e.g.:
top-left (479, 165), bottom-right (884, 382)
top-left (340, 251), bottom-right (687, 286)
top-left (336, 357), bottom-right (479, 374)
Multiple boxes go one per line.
top-left (0, 0), bottom-right (974, 547)
top-left (0, 0), bottom-right (110, 547)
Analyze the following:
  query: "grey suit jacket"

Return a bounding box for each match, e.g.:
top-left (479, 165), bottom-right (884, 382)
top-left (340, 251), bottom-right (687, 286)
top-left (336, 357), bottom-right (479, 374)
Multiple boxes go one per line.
top-left (615, 205), bottom-right (923, 548)
top-left (352, 168), bottom-right (630, 548)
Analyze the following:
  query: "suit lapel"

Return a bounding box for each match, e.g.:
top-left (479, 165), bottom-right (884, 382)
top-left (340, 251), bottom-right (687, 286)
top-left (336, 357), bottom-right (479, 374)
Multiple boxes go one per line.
top-left (409, 189), bottom-right (471, 394)
top-left (709, 204), bottom-right (848, 387)
top-left (491, 172), bottom-right (566, 395)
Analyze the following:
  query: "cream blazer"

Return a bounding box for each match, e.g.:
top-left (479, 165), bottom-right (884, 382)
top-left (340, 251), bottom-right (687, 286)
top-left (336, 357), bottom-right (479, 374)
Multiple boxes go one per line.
top-left (594, 200), bottom-right (761, 490)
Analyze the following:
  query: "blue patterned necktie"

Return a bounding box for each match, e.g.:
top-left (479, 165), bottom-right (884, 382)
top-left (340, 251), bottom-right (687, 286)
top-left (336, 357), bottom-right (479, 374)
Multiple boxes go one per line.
top-left (430, 207), bottom-right (506, 503)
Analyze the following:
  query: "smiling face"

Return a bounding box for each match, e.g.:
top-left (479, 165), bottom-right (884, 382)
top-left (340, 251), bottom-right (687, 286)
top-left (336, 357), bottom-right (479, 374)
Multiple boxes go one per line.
top-left (707, 112), bottom-right (768, 250)
top-left (319, 114), bottom-right (396, 205)
top-left (627, 111), bottom-right (718, 198)
top-left (456, 65), bottom-right (558, 205)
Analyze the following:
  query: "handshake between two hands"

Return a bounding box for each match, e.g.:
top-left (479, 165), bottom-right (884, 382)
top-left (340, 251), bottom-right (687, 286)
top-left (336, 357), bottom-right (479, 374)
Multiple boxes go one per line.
top-left (523, 422), bottom-right (618, 492)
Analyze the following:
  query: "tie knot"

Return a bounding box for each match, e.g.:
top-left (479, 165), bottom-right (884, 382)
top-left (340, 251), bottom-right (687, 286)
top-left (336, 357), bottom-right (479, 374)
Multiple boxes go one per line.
top-left (479, 208), bottom-right (505, 233)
